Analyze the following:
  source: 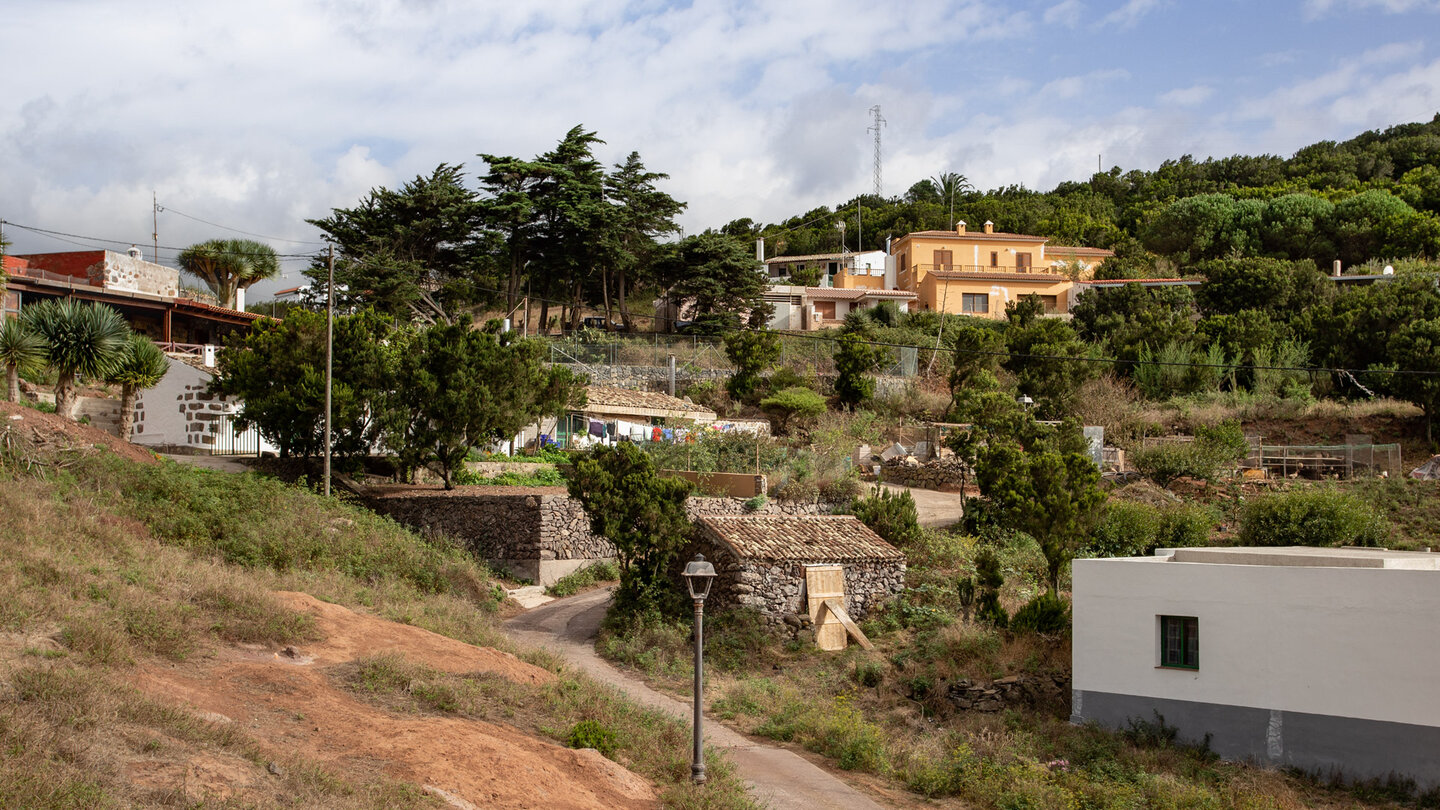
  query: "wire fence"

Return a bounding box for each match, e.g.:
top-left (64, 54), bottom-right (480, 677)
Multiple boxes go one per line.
top-left (542, 332), bottom-right (916, 377)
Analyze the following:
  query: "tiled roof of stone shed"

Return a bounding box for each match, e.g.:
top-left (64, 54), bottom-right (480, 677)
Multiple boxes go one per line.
top-left (698, 515), bottom-right (904, 563)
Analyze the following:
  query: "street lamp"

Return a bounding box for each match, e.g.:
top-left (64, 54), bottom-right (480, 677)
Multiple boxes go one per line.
top-left (682, 553), bottom-right (716, 785)
top-left (1018, 394), bottom-right (1034, 410)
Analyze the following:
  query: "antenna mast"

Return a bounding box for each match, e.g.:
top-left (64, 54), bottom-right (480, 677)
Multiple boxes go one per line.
top-left (867, 105), bottom-right (886, 198)
top-left (152, 191), bottom-right (159, 263)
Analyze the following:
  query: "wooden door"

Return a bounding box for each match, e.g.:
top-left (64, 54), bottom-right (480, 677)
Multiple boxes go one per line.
top-left (806, 565), bottom-right (847, 651)
top-left (932, 249), bottom-right (953, 272)
top-left (1016, 252), bottom-right (1031, 272)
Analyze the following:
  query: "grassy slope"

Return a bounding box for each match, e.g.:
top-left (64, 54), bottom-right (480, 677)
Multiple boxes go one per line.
top-left (0, 446), bottom-right (754, 809)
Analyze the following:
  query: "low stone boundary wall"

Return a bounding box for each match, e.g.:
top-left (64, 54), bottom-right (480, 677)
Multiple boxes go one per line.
top-left (365, 485), bottom-right (836, 585)
top-left (874, 458), bottom-right (969, 490)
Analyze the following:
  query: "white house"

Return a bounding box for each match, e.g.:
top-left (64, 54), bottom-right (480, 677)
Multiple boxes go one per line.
top-left (1072, 546), bottom-right (1440, 788)
top-left (131, 354), bottom-right (276, 454)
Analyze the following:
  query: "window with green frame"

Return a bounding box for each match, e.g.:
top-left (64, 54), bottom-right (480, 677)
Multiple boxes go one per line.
top-left (1160, 616), bottom-right (1199, 669)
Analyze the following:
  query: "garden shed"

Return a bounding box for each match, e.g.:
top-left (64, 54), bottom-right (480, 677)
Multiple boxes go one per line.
top-left (691, 515), bottom-right (906, 626)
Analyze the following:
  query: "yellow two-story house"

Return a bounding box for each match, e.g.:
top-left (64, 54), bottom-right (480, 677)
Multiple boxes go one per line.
top-left (892, 221), bottom-right (1112, 318)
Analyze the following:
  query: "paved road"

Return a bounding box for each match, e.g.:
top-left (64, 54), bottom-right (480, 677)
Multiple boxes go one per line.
top-left (880, 482), bottom-right (967, 528)
top-left (505, 588), bottom-right (885, 810)
top-left (160, 453), bottom-right (253, 473)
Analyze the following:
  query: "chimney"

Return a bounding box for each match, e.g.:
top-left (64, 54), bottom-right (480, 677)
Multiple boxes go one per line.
top-left (127, 245), bottom-right (142, 259)
top-left (756, 238), bottom-right (765, 262)
top-left (1332, 259), bottom-right (1342, 277)
top-left (983, 220), bottom-right (994, 234)
top-left (956, 220), bottom-right (966, 235)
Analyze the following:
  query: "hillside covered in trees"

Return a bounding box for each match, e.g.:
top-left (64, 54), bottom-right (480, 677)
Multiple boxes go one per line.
top-left (734, 114), bottom-right (1440, 277)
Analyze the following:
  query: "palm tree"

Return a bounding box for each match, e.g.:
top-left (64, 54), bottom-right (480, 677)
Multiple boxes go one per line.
top-left (106, 334), bottom-right (169, 439)
top-left (177, 238), bottom-right (280, 310)
top-left (21, 299), bottom-right (132, 419)
top-left (931, 172), bottom-right (974, 230)
top-left (0, 318), bottom-right (46, 403)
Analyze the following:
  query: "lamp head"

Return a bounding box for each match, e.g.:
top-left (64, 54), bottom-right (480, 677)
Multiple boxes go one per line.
top-left (683, 553), bottom-right (717, 600)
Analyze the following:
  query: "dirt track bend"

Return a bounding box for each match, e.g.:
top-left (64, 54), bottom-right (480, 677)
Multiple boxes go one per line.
top-left (505, 588), bottom-right (886, 810)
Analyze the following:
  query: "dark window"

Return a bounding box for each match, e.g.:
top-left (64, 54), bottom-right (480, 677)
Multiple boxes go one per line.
top-left (1160, 616), bottom-right (1199, 669)
top-left (990, 251), bottom-right (998, 267)
top-left (961, 293), bottom-right (989, 314)
top-left (1040, 294), bottom-right (1059, 313)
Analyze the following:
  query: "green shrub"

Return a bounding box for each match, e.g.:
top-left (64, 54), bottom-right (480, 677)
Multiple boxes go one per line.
top-left (545, 560), bottom-right (620, 597)
top-left (1010, 592), bottom-right (1071, 634)
top-left (850, 486), bottom-right (922, 547)
top-left (1239, 489), bottom-right (1386, 547)
top-left (852, 660), bottom-right (885, 688)
top-left (1084, 501), bottom-right (1218, 558)
top-left (566, 719), bottom-right (618, 757)
top-left (1132, 419), bottom-right (1249, 488)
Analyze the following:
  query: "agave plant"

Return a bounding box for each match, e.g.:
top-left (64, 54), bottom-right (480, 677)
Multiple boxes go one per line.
top-left (106, 334), bottom-right (169, 439)
top-left (0, 317), bottom-right (46, 403)
top-left (21, 299), bottom-right (132, 419)
top-left (177, 238), bottom-right (279, 310)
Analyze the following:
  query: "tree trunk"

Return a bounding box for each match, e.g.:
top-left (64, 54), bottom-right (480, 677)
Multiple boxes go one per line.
top-left (538, 300), bottom-right (550, 335)
top-left (119, 385), bottom-right (137, 441)
top-left (55, 373), bottom-right (75, 420)
top-left (617, 270), bottom-right (633, 332)
top-left (602, 268), bottom-right (613, 329)
top-left (6, 367), bottom-right (18, 403)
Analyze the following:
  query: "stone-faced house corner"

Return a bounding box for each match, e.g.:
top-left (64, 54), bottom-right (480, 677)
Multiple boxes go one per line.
top-left (681, 515), bottom-right (906, 627)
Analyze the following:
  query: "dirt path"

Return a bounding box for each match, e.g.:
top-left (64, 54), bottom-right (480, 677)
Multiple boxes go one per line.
top-left (881, 482), bottom-right (967, 528)
top-left (505, 589), bottom-right (888, 810)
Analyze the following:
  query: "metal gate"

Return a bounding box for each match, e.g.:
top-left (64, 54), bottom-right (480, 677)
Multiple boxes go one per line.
top-left (211, 413), bottom-right (261, 456)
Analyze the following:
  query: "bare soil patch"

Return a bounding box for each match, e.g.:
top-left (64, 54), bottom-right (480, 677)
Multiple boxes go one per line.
top-left (133, 591), bottom-right (655, 809)
top-left (0, 400), bottom-right (159, 466)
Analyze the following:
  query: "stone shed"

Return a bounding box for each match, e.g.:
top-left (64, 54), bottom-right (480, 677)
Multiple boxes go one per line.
top-left (692, 515), bottom-right (906, 626)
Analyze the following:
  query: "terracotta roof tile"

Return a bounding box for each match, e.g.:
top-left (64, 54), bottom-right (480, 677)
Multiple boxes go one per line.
top-left (699, 515), bottom-right (904, 562)
top-left (583, 386), bottom-right (715, 419)
top-left (804, 287), bottom-right (867, 300)
top-left (765, 252), bottom-right (850, 263)
top-left (905, 230), bottom-right (1048, 242)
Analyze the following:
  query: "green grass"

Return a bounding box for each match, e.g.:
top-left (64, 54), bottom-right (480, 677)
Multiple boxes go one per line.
top-left (454, 466), bottom-right (568, 487)
top-left (545, 560), bottom-right (620, 597)
top-left (0, 441), bottom-right (758, 809)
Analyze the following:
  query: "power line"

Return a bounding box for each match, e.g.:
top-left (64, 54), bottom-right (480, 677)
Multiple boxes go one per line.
top-left (0, 220), bottom-right (321, 259)
top-left (322, 255), bottom-right (1440, 379)
top-left (157, 204), bottom-right (327, 246)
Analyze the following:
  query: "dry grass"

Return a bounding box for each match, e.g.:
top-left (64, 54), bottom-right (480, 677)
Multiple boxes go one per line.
top-left (0, 440), bottom-right (758, 809)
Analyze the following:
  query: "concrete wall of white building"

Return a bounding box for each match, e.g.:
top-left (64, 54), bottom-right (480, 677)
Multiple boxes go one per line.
top-left (131, 355), bottom-right (276, 454)
top-left (1072, 549), bottom-right (1440, 786)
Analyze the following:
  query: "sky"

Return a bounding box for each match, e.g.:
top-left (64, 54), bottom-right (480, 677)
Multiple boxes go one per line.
top-left (3, 0), bottom-right (1439, 298)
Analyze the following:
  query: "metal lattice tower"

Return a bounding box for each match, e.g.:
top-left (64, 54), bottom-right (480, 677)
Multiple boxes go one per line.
top-left (867, 105), bottom-right (886, 198)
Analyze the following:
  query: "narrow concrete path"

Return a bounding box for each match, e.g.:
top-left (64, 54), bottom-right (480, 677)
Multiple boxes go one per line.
top-left (505, 588), bottom-right (885, 810)
top-left (880, 482), bottom-right (967, 528)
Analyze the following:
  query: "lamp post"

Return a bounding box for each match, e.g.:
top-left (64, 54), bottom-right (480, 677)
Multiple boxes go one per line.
top-left (682, 553), bottom-right (716, 785)
top-left (1018, 394), bottom-right (1034, 410)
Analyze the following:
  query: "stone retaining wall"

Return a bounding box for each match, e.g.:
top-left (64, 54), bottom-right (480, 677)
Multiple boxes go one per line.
top-left (874, 458), bottom-right (969, 490)
top-left (944, 674), bottom-right (1071, 713)
top-left (365, 487), bottom-right (836, 585)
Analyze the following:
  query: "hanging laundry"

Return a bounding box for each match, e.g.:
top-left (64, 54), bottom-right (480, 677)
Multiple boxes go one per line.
top-left (589, 420), bottom-right (604, 437)
top-left (652, 426), bottom-right (664, 442)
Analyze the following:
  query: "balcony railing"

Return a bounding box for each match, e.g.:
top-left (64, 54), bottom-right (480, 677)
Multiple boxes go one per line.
top-left (902, 263), bottom-right (1064, 276)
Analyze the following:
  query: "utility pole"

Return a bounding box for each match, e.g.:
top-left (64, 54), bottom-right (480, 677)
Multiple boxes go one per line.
top-left (867, 105), bottom-right (886, 198)
top-left (152, 192), bottom-right (160, 264)
top-left (323, 245), bottom-right (334, 498)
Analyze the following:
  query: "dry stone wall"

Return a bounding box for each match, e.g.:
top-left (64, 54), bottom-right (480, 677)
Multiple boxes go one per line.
top-left (874, 457), bottom-right (969, 490)
top-left (365, 488), bottom-right (838, 583)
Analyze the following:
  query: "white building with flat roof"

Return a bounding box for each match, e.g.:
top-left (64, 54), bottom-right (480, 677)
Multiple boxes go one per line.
top-left (1072, 546), bottom-right (1440, 788)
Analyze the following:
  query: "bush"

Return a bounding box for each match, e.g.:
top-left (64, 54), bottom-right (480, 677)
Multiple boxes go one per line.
top-left (1010, 592), bottom-right (1071, 634)
top-left (1132, 419), bottom-right (1249, 488)
top-left (1238, 489), bottom-right (1386, 547)
top-left (1084, 501), bottom-right (1217, 558)
top-left (566, 719), bottom-right (618, 757)
top-left (850, 486), bottom-right (922, 547)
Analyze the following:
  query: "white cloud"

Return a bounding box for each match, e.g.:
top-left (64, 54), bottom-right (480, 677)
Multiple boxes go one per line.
top-left (1159, 85), bottom-right (1215, 106)
top-left (1040, 69), bottom-right (1130, 100)
top-left (1098, 0), bottom-right (1164, 29)
top-left (1043, 0), bottom-right (1085, 27)
top-left (1304, 0), bottom-right (1440, 19)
